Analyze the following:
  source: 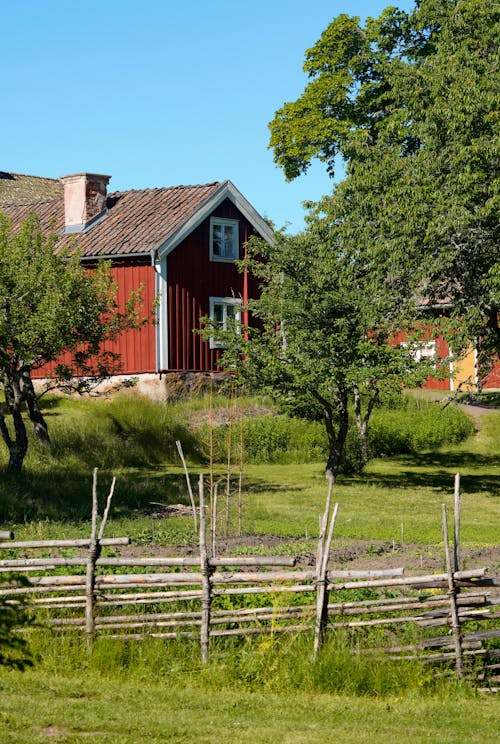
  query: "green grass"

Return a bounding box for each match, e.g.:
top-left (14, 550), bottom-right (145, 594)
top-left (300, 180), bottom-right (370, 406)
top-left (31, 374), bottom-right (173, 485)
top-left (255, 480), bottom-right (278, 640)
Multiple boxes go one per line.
top-left (0, 395), bottom-right (499, 741)
top-left (0, 396), bottom-right (497, 548)
top-left (1, 630), bottom-right (498, 742)
top-left (0, 665), bottom-right (498, 743)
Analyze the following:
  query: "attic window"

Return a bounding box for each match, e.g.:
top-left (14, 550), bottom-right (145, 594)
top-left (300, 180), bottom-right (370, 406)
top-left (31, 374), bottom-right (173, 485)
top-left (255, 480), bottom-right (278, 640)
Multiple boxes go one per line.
top-left (210, 218), bottom-right (239, 262)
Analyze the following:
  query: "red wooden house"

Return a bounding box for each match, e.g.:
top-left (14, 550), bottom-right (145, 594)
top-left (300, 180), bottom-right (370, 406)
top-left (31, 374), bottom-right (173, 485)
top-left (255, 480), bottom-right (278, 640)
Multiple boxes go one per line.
top-left (1, 172), bottom-right (274, 387)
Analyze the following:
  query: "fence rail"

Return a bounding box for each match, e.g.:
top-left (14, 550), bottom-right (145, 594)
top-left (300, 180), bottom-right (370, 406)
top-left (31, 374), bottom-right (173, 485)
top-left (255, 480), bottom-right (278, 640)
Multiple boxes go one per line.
top-left (1, 471), bottom-right (498, 689)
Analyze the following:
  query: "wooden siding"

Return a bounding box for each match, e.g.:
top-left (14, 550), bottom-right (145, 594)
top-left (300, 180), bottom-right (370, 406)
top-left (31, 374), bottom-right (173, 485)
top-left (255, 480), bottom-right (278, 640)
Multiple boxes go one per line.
top-left (166, 199), bottom-right (260, 372)
top-left (392, 331), bottom-right (451, 390)
top-left (32, 259), bottom-right (156, 379)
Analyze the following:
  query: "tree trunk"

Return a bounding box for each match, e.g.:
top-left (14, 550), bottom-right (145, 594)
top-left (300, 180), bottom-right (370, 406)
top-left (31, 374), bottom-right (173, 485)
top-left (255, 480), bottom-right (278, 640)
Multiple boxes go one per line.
top-left (1, 370), bottom-right (29, 472)
top-left (353, 385), bottom-right (379, 472)
top-left (20, 366), bottom-right (50, 444)
top-left (0, 406), bottom-right (28, 473)
top-left (314, 388), bottom-right (349, 482)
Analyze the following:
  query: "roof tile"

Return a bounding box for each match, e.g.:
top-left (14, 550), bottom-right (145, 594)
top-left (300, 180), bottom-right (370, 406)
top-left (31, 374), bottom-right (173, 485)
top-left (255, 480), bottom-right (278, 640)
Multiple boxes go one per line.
top-left (1, 181), bottom-right (223, 257)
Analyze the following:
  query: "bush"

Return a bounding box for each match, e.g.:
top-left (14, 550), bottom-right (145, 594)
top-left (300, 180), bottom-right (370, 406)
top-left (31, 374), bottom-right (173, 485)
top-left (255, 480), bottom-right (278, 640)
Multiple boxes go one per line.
top-left (0, 575), bottom-right (33, 670)
top-left (203, 415), bottom-right (326, 465)
top-left (368, 399), bottom-right (474, 457)
top-left (201, 397), bottom-right (473, 468)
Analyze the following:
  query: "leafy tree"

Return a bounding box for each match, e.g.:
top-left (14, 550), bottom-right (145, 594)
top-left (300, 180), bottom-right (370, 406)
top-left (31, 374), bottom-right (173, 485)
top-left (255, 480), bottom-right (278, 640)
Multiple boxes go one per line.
top-left (210, 226), bottom-right (436, 481)
top-left (0, 212), bottom-right (145, 472)
top-left (269, 0), bottom-right (499, 375)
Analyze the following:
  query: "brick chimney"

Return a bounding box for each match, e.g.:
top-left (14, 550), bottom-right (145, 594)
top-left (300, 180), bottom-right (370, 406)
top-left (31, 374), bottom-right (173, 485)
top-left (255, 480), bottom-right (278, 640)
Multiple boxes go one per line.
top-left (60, 173), bottom-right (111, 232)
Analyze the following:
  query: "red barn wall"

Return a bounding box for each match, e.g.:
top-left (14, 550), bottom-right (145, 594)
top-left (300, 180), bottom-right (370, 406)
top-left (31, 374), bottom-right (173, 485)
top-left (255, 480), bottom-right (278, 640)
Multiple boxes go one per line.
top-left (32, 258), bottom-right (156, 379)
top-left (392, 330), bottom-right (451, 390)
top-left (166, 199), bottom-right (260, 372)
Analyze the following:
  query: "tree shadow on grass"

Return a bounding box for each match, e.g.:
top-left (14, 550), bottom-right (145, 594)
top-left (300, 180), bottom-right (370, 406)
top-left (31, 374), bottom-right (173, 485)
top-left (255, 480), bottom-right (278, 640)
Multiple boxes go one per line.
top-left (357, 469), bottom-right (499, 495)
top-left (345, 449), bottom-right (499, 495)
top-left (0, 469), bottom-right (192, 524)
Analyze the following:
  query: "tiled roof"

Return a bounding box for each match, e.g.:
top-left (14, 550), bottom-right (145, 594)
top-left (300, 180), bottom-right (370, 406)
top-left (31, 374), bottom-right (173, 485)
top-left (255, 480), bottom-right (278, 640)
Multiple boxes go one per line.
top-left (0, 172), bottom-right (62, 206)
top-left (1, 181), bottom-right (224, 257)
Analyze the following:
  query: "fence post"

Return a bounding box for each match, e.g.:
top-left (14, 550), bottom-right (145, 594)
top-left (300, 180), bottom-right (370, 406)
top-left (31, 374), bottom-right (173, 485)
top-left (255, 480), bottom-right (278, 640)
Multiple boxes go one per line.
top-left (85, 469), bottom-right (99, 652)
top-left (199, 475), bottom-right (212, 664)
top-left (442, 503), bottom-right (464, 678)
top-left (453, 473), bottom-right (461, 572)
top-left (313, 478), bottom-right (338, 659)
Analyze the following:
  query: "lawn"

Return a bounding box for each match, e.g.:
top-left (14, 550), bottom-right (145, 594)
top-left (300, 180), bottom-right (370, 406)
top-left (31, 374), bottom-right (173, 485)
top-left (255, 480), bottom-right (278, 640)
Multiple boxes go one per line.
top-left (0, 668), bottom-right (498, 743)
top-left (0, 397), bottom-right (498, 742)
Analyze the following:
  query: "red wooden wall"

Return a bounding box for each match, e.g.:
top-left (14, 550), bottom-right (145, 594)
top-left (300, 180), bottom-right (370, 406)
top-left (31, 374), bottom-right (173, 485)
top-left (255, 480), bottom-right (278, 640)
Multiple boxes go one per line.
top-left (32, 258), bottom-right (156, 378)
top-left (166, 199), bottom-right (261, 372)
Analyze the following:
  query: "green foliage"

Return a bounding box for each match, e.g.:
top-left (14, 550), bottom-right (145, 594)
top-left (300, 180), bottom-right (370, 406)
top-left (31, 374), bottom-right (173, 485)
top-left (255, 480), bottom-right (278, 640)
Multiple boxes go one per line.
top-left (206, 415), bottom-right (325, 465)
top-left (46, 395), bottom-right (201, 470)
top-left (369, 399), bottom-right (475, 457)
top-left (0, 575), bottom-right (33, 670)
top-left (211, 225), bottom-right (437, 478)
top-left (204, 398), bottom-right (473, 468)
top-left (0, 211), bottom-right (149, 472)
top-left (269, 0), bottom-right (499, 363)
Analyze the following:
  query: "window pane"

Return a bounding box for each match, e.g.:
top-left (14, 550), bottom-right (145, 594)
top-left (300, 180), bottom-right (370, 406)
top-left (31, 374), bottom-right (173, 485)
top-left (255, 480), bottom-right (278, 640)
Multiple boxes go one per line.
top-left (213, 304), bottom-right (224, 325)
top-left (222, 225), bottom-right (235, 258)
top-left (212, 224), bottom-right (222, 256)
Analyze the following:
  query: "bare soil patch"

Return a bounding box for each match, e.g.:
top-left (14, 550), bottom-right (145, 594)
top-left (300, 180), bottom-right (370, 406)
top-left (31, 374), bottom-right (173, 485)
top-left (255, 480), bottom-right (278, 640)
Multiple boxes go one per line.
top-left (115, 533), bottom-right (500, 575)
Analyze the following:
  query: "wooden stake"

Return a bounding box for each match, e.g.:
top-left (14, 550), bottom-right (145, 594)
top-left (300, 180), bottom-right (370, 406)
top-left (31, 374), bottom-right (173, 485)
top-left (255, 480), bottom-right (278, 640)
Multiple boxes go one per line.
top-left (314, 480), bottom-right (338, 658)
top-left (442, 503), bottom-right (464, 678)
top-left (199, 474), bottom-right (211, 664)
top-left (212, 484), bottom-right (218, 558)
top-left (98, 476), bottom-right (116, 540)
top-left (175, 440), bottom-right (198, 533)
top-left (86, 468), bottom-right (99, 652)
top-left (237, 408), bottom-right (244, 537)
top-left (454, 473), bottom-right (461, 573)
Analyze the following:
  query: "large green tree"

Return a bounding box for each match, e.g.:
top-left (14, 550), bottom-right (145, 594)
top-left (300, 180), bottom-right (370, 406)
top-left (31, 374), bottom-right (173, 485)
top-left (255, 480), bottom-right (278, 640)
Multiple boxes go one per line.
top-left (269, 0), bottom-right (499, 374)
top-left (213, 226), bottom-right (435, 481)
top-left (0, 212), bottom-right (144, 472)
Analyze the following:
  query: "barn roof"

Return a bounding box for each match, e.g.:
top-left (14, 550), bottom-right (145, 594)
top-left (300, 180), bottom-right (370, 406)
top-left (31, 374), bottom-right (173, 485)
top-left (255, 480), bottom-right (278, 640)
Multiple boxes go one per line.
top-left (0, 172), bottom-right (62, 206)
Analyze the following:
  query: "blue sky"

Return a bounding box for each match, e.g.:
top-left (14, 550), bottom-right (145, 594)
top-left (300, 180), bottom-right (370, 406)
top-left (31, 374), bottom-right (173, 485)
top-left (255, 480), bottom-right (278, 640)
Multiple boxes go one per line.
top-left (3, 0), bottom-right (413, 233)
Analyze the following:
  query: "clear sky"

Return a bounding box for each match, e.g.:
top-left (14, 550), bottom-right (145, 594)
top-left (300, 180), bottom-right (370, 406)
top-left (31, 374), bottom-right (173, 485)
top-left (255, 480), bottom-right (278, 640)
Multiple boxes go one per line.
top-left (3, 0), bottom-right (414, 233)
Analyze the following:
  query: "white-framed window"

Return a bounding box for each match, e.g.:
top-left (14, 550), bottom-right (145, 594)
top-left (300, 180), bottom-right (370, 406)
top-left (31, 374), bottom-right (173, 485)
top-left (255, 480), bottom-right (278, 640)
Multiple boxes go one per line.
top-left (209, 296), bottom-right (242, 349)
top-left (401, 340), bottom-right (436, 367)
top-left (210, 218), bottom-right (239, 262)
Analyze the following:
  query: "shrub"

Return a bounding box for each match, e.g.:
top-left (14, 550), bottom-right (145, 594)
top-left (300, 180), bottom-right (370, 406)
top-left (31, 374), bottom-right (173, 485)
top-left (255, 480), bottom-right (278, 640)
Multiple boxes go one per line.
top-left (201, 397), bottom-right (473, 469)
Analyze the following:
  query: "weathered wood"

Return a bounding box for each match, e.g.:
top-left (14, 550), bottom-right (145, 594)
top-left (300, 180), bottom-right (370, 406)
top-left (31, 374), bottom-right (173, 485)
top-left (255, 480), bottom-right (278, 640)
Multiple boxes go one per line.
top-left (442, 503), bottom-right (464, 678)
top-left (212, 483), bottom-right (218, 558)
top-left (199, 474), bottom-right (211, 664)
top-left (328, 569), bottom-right (485, 591)
top-left (0, 530), bottom-right (14, 540)
top-left (314, 496), bottom-right (338, 658)
top-left (98, 476), bottom-right (116, 540)
top-left (0, 538), bottom-right (130, 549)
top-left (86, 468), bottom-right (99, 650)
top-left (453, 473), bottom-right (461, 572)
top-left (0, 555), bottom-right (297, 570)
top-left (175, 439), bottom-right (198, 532)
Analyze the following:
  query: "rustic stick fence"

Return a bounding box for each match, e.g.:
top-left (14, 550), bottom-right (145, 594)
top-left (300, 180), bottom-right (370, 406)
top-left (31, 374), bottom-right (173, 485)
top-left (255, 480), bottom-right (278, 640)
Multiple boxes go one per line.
top-left (0, 471), bottom-right (498, 687)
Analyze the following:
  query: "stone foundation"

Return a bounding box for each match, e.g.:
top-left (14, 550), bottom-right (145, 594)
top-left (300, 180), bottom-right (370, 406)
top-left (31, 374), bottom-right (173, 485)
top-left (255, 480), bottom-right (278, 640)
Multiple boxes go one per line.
top-left (33, 372), bottom-right (234, 401)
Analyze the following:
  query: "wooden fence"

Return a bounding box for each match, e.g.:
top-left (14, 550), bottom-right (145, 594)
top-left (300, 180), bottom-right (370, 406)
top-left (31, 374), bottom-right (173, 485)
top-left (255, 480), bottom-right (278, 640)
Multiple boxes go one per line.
top-left (0, 472), bottom-right (498, 688)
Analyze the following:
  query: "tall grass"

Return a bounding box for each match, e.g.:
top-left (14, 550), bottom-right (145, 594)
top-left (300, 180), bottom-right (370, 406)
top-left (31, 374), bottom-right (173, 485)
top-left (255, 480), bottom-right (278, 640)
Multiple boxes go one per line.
top-left (25, 626), bottom-right (451, 698)
top-left (205, 397), bottom-right (474, 466)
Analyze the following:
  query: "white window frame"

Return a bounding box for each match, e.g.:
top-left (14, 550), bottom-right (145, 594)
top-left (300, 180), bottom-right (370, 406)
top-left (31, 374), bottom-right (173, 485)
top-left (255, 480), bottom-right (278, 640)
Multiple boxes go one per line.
top-left (209, 296), bottom-right (242, 349)
top-left (209, 217), bottom-right (239, 262)
top-left (401, 340), bottom-right (436, 368)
